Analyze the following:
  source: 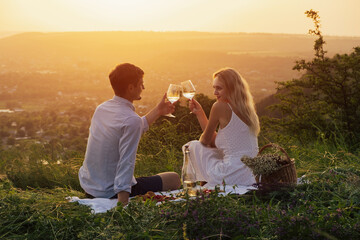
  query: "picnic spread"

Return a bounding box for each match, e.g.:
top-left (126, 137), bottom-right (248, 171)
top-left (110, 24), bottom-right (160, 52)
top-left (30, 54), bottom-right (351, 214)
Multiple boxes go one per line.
top-left (68, 143), bottom-right (299, 214)
top-left (66, 184), bottom-right (257, 214)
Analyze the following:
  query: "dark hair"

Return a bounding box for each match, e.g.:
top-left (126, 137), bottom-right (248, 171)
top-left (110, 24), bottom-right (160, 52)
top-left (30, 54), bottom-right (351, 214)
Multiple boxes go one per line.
top-left (109, 63), bottom-right (144, 96)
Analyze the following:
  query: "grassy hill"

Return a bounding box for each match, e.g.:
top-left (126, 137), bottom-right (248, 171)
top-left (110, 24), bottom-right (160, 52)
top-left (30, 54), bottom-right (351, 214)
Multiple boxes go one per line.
top-left (1, 133), bottom-right (359, 239)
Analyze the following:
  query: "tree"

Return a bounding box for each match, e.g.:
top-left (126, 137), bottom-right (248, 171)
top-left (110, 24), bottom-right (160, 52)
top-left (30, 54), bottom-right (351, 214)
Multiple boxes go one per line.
top-left (7, 137), bottom-right (15, 145)
top-left (0, 130), bottom-right (10, 138)
top-left (6, 101), bottom-right (21, 110)
top-left (16, 129), bottom-right (26, 138)
top-left (267, 10), bottom-right (360, 144)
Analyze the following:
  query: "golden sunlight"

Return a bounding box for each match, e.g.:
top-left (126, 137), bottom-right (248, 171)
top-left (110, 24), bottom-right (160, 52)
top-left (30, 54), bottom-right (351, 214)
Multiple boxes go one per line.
top-left (0, 0), bottom-right (359, 36)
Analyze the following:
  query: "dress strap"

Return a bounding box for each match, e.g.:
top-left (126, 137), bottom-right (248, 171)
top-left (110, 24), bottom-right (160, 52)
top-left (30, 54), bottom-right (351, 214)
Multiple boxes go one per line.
top-left (227, 103), bottom-right (233, 111)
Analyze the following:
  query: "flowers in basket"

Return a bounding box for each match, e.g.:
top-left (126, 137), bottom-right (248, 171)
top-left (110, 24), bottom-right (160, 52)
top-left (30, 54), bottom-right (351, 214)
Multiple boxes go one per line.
top-left (241, 154), bottom-right (290, 176)
top-left (242, 144), bottom-right (297, 185)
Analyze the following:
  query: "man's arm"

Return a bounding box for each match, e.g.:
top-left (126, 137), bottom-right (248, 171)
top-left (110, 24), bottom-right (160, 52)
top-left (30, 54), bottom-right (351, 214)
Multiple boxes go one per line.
top-left (114, 117), bottom-right (142, 206)
top-left (145, 93), bottom-right (175, 126)
top-left (117, 191), bottom-right (130, 206)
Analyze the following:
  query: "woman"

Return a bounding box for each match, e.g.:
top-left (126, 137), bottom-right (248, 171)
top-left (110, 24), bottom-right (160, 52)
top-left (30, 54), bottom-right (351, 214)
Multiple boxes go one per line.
top-left (183, 68), bottom-right (260, 187)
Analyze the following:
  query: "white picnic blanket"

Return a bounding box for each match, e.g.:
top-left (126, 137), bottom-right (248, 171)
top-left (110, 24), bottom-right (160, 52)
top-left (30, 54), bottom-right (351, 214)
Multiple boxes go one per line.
top-left (66, 185), bottom-right (257, 214)
top-left (66, 196), bottom-right (118, 214)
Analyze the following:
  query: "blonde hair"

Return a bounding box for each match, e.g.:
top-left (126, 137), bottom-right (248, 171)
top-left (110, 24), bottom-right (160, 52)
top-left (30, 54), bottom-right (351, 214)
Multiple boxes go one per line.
top-left (213, 68), bottom-right (260, 136)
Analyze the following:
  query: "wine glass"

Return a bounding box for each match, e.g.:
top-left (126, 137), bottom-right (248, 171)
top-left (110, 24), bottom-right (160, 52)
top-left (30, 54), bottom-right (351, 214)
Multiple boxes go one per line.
top-left (181, 80), bottom-right (196, 100)
top-left (165, 84), bottom-right (181, 118)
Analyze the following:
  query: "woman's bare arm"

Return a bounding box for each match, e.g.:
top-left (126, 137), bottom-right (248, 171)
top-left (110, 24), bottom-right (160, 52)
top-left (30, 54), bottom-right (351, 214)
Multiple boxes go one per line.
top-left (199, 102), bottom-right (222, 147)
top-left (189, 99), bottom-right (208, 131)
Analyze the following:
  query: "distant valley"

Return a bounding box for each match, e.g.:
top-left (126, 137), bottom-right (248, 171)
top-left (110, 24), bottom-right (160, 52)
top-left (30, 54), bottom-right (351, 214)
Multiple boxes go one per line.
top-left (1, 31), bottom-right (359, 113)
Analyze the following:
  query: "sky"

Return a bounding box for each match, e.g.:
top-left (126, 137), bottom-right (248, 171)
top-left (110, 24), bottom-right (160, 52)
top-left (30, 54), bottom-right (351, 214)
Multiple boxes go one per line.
top-left (0, 0), bottom-right (359, 36)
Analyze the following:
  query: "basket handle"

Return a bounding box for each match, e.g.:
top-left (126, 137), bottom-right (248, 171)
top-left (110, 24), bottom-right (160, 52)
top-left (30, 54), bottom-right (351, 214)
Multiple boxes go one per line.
top-left (257, 143), bottom-right (290, 161)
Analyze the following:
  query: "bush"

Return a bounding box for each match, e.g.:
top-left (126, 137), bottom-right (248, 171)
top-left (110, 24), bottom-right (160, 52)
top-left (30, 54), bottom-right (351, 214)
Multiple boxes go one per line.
top-left (3, 142), bottom-right (82, 190)
top-left (265, 10), bottom-right (360, 146)
top-left (6, 137), bottom-right (15, 145)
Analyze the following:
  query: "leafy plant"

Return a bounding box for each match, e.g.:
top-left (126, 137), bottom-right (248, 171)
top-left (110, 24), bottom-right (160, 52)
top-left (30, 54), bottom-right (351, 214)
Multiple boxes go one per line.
top-left (266, 10), bottom-right (360, 146)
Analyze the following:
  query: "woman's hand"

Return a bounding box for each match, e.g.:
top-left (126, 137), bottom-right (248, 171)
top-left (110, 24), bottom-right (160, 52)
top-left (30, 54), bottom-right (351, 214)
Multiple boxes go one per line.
top-left (190, 98), bottom-right (208, 132)
top-left (189, 99), bottom-right (204, 116)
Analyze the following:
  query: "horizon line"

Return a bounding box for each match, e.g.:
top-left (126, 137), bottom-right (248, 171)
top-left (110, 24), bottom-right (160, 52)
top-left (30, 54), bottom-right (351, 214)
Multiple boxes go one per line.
top-left (1, 30), bottom-right (360, 38)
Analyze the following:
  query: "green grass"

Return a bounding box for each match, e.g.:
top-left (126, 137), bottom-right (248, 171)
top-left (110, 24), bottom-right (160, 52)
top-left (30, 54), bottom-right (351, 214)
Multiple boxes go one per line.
top-left (1, 112), bottom-right (360, 239)
top-left (1, 136), bottom-right (360, 239)
top-left (1, 167), bottom-right (359, 239)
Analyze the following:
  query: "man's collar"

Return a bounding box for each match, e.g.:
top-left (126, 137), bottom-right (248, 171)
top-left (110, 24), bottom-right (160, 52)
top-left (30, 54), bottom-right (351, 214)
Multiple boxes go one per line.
top-left (112, 95), bottom-right (135, 111)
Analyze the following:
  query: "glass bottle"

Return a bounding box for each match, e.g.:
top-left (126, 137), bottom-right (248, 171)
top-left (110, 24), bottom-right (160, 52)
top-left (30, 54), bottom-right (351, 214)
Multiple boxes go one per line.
top-left (181, 145), bottom-right (197, 196)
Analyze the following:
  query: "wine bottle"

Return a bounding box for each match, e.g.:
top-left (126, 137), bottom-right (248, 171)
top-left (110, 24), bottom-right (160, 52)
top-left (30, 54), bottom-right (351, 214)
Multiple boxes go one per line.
top-left (181, 145), bottom-right (197, 196)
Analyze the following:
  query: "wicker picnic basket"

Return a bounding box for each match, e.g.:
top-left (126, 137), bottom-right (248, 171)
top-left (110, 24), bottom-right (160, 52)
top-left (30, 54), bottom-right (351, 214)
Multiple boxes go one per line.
top-left (255, 143), bottom-right (297, 185)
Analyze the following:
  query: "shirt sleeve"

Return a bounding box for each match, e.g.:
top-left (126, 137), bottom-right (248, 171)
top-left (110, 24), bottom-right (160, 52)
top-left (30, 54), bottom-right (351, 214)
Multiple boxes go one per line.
top-left (141, 116), bottom-right (149, 133)
top-left (113, 116), bottom-right (142, 194)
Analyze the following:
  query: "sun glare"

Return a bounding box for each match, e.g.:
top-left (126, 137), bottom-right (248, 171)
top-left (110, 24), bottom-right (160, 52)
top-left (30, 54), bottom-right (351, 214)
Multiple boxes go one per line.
top-left (0, 0), bottom-right (359, 36)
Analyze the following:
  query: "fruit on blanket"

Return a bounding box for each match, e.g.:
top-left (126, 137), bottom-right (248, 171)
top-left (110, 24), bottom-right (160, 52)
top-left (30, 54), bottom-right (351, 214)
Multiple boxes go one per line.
top-left (202, 189), bottom-right (215, 194)
top-left (136, 191), bottom-right (176, 202)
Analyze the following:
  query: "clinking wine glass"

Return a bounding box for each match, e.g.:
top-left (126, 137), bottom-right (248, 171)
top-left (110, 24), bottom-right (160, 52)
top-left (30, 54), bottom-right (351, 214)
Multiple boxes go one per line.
top-left (181, 80), bottom-right (196, 113)
top-left (165, 84), bottom-right (181, 118)
top-left (181, 80), bottom-right (196, 100)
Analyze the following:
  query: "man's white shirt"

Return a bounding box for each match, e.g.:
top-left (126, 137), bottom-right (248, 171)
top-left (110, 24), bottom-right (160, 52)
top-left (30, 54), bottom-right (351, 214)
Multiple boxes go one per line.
top-left (79, 96), bottom-right (149, 198)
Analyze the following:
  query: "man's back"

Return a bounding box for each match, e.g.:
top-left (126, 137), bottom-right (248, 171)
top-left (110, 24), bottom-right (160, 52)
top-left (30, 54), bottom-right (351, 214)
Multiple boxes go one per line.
top-left (79, 96), bottom-right (147, 198)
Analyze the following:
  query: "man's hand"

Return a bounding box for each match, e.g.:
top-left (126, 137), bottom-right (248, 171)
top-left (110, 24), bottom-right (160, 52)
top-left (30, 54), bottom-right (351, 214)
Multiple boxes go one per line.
top-left (157, 93), bottom-right (175, 116)
top-left (145, 93), bottom-right (175, 125)
top-left (117, 191), bottom-right (130, 206)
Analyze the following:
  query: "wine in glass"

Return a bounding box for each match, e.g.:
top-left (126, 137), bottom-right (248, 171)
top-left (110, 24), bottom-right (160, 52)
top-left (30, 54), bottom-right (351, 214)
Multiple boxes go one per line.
top-left (165, 84), bottom-right (181, 118)
top-left (181, 80), bottom-right (196, 100)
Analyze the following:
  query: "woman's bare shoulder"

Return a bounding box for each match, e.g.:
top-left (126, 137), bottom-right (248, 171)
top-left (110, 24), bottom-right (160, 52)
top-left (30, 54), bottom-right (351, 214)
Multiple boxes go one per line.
top-left (211, 101), bottom-right (232, 125)
top-left (212, 101), bottom-right (231, 114)
top-left (212, 101), bottom-right (229, 111)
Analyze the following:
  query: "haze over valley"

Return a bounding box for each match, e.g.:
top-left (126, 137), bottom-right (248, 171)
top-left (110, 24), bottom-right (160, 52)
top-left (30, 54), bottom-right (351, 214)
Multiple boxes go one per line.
top-left (1, 31), bottom-right (359, 114)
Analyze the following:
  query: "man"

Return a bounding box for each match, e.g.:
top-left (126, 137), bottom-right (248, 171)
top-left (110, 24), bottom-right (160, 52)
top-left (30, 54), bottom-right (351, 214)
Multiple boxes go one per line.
top-left (79, 63), bottom-right (181, 205)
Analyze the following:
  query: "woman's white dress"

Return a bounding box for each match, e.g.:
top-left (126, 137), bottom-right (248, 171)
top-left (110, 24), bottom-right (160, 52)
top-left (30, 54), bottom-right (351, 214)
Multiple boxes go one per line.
top-left (183, 105), bottom-right (258, 187)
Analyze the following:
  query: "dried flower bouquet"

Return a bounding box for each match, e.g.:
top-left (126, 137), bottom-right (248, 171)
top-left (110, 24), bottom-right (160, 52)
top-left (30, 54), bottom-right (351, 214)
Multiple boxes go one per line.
top-left (241, 153), bottom-right (290, 176)
top-left (241, 143), bottom-right (297, 185)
